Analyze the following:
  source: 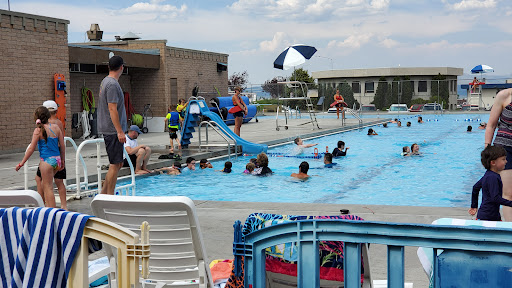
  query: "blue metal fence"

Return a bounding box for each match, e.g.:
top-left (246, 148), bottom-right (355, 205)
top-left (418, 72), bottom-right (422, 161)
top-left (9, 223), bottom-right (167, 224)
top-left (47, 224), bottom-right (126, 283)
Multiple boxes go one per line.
top-left (233, 219), bottom-right (512, 288)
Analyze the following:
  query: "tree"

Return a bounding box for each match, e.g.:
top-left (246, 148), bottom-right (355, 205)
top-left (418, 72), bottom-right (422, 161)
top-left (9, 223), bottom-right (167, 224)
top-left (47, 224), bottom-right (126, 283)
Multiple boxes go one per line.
top-left (391, 77), bottom-right (400, 104)
top-left (338, 82), bottom-right (359, 109)
top-left (289, 68), bottom-right (315, 84)
top-left (401, 76), bottom-right (413, 106)
top-left (372, 77), bottom-right (388, 110)
top-left (261, 76), bottom-right (285, 99)
top-left (228, 71), bottom-right (249, 90)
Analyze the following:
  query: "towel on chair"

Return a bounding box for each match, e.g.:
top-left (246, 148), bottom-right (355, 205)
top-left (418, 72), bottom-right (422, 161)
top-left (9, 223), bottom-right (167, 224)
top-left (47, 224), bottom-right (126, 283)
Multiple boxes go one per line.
top-left (0, 207), bottom-right (92, 288)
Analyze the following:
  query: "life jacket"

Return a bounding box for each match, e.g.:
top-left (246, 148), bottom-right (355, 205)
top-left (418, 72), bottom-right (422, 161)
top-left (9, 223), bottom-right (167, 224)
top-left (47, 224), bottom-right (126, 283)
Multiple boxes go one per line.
top-left (167, 112), bottom-right (180, 128)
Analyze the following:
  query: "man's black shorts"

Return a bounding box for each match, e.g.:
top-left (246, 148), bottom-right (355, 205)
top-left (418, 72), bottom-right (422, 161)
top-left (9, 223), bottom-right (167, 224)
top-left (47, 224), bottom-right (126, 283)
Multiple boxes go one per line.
top-left (104, 134), bottom-right (124, 164)
top-left (123, 154), bottom-right (138, 167)
top-left (169, 127), bottom-right (178, 140)
top-left (37, 167), bottom-right (66, 179)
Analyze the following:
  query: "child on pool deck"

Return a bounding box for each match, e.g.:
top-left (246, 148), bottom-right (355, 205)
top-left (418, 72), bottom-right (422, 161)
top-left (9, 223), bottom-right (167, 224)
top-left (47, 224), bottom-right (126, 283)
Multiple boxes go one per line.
top-left (332, 141), bottom-right (349, 157)
top-left (468, 145), bottom-right (512, 221)
top-left (16, 106), bottom-right (65, 208)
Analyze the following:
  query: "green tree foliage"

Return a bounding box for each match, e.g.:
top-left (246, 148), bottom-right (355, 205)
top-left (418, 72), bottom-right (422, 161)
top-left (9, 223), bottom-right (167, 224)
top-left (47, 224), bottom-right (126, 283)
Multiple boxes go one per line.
top-left (431, 73), bottom-right (449, 107)
top-left (385, 83), bottom-right (393, 108)
top-left (337, 82), bottom-right (359, 109)
top-left (401, 76), bottom-right (413, 106)
top-left (289, 68), bottom-right (315, 84)
top-left (391, 77), bottom-right (400, 104)
top-left (372, 77), bottom-right (388, 110)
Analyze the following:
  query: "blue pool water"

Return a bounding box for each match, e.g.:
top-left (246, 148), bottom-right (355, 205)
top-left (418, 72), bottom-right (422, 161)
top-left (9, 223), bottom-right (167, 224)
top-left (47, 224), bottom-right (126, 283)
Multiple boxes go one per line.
top-left (122, 113), bottom-right (489, 207)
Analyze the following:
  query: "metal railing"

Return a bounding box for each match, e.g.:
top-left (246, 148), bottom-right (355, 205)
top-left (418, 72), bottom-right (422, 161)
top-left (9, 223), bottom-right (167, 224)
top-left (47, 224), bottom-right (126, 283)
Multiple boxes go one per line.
top-left (24, 137), bottom-right (87, 190)
top-left (198, 121), bottom-right (238, 160)
top-left (234, 219), bottom-right (512, 288)
top-left (342, 108), bottom-right (363, 127)
top-left (74, 138), bottom-right (135, 199)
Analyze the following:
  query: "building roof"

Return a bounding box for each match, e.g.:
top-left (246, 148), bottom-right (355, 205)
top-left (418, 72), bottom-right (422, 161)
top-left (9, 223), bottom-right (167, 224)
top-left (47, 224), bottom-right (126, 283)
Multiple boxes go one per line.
top-left (460, 83), bottom-right (512, 89)
top-left (68, 44), bottom-right (160, 69)
top-left (312, 67), bottom-right (463, 79)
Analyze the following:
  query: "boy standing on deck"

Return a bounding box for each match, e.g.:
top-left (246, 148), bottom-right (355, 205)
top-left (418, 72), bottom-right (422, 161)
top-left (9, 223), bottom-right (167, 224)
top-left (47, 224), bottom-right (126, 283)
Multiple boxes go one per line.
top-left (165, 105), bottom-right (181, 154)
top-left (469, 145), bottom-right (512, 221)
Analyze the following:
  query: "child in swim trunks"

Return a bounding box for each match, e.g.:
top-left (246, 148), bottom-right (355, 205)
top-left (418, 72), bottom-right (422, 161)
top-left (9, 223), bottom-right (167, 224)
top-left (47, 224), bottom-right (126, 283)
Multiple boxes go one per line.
top-left (16, 106), bottom-right (65, 208)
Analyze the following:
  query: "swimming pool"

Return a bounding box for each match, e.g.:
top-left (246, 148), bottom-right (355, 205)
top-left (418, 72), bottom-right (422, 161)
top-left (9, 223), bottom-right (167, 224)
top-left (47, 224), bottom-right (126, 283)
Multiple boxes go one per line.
top-left (121, 113), bottom-right (489, 207)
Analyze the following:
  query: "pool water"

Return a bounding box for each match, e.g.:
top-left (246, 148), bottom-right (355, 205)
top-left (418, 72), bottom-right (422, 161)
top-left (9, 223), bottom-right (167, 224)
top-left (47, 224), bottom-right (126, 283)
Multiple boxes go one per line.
top-left (122, 114), bottom-right (489, 207)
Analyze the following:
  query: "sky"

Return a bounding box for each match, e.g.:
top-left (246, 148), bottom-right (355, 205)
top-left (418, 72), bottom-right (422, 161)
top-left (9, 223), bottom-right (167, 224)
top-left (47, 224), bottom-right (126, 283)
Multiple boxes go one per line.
top-left (5, 0), bottom-right (512, 84)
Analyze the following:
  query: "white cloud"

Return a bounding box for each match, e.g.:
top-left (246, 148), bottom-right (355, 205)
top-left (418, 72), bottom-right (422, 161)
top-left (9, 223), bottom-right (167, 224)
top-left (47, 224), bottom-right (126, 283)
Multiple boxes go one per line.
top-left (121, 0), bottom-right (187, 17)
top-left (445, 0), bottom-right (497, 10)
top-left (380, 38), bottom-right (399, 48)
top-left (416, 40), bottom-right (484, 50)
top-left (329, 33), bottom-right (373, 49)
top-left (229, 0), bottom-right (390, 20)
top-left (259, 32), bottom-right (291, 52)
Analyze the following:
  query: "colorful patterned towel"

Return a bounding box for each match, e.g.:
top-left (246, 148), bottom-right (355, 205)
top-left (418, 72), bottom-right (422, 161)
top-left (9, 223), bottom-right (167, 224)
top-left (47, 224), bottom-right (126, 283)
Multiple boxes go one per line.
top-left (0, 207), bottom-right (91, 288)
top-left (226, 213), bottom-right (365, 288)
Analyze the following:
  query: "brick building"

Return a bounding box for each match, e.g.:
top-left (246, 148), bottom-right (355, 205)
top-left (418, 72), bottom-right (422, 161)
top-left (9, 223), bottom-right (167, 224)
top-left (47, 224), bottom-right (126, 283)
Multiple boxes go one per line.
top-left (0, 10), bottom-right (70, 153)
top-left (0, 9), bottom-right (229, 152)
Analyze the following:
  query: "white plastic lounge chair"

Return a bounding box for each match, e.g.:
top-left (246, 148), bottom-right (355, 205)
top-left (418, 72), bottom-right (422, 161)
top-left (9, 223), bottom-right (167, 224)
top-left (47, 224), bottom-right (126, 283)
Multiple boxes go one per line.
top-left (0, 189), bottom-right (44, 208)
top-left (91, 194), bottom-right (214, 288)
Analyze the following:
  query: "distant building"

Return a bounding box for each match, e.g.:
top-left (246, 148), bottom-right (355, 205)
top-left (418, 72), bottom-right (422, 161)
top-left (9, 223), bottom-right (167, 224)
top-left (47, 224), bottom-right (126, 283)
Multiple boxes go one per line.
top-left (312, 67), bottom-right (463, 109)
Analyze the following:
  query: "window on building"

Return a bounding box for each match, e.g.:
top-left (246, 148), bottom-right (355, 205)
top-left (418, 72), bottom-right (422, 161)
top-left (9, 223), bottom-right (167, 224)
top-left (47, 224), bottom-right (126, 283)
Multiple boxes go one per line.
top-left (418, 81), bottom-right (427, 93)
top-left (352, 82), bottom-right (360, 93)
top-left (365, 82), bottom-right (374, 93)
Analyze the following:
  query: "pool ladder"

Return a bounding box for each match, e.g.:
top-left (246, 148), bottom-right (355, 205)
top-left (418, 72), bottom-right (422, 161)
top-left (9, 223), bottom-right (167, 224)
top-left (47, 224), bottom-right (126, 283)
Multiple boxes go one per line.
top-left (341, 108), bottom-right (363, 127)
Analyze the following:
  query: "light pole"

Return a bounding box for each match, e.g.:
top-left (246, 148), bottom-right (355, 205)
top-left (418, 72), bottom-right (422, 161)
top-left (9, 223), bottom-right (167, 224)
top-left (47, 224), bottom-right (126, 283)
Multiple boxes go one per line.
top-left (8, 0), bottom-right (10, 10)
top-left (315, 55), bottom-right (333, 70)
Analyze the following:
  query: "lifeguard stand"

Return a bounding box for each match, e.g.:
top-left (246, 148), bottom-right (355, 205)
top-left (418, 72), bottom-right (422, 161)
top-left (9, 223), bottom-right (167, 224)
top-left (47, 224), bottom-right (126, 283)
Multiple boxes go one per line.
top-left (275, 81), bottom-right (320, 131)
top-left (468, 78), bottom-right (485, 110)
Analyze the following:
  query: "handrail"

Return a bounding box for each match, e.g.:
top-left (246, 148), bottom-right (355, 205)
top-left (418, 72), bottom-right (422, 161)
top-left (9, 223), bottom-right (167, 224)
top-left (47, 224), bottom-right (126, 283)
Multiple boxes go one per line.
top-left (24, 137), bottom-right (87, 191)
top-left (75, 138), bottom-right (135, 199)
top-left (235, 219), bottom-right (512, 288)
top-left (198, 121), bottom-right (237, 160)
top-left (342, 108), bottom-right (363, 127)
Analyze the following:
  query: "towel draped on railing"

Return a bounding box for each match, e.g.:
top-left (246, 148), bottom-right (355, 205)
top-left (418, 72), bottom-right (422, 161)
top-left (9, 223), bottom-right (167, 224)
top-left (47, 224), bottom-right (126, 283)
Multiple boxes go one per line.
top-left (0, 207), bottom-right (92, 288)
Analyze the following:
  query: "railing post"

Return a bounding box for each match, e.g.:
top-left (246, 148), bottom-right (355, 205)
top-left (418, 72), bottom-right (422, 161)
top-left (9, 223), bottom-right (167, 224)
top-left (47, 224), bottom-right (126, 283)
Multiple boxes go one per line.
top-left (343, 242), bottom-right (362, 288)
top-left (97, 141), bottom-right (102, 193)
top-left (387, 245), bottom-right (405, 287)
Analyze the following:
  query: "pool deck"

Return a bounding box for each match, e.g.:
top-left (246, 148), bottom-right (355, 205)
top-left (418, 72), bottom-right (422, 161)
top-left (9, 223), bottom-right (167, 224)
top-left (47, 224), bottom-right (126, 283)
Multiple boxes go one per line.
top-left (1, 111), bottom-right (478, 287)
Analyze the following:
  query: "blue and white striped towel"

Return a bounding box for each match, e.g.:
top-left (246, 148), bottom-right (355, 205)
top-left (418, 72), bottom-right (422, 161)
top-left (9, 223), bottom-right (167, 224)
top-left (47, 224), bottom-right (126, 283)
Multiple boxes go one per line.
top-left (0, 207), bottom-right (92, 288)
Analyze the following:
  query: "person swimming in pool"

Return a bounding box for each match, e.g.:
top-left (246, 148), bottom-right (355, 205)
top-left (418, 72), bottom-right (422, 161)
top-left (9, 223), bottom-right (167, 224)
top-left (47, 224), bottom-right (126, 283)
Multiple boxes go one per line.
top-left (406, 122), bottom-right (411, 127)
top-left (367, 128), bottom-right (378, 135)
top-left (323, 153), bottom-right (337, 168)
top-left (291, 161), bottom-right (310, 179)
top-left (402, 146), bottom-right (411, 156)
top-left (411, 143), bottom-right (421, 155)
top-left (467, 125), bottom-right (473, 132)
top-left (418, 116), bottom-right (424, 123)
top-left (397, 121), bottom-right (402, 127)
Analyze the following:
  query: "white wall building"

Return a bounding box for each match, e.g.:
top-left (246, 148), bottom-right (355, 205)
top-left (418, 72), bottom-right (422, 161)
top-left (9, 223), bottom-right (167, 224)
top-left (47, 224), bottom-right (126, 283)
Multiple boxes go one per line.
top-left (312, 67), bottom-right (463, 109)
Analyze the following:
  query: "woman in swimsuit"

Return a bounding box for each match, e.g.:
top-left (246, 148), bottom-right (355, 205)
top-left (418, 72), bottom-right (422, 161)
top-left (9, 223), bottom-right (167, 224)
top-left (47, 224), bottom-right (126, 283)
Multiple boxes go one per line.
top-left (486, 88), bottom-right (512, 220)
top-left (16, 106), bottom-right (65, 207)
top-left (230, 86), bottom-right (248, 136)
top-left (333, 90), bottom-right (346, 119)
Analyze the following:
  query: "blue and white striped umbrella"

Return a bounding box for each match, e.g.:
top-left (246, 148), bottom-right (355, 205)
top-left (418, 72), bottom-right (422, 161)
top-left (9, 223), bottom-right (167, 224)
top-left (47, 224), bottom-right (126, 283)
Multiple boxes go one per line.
top-left (471, 64), bottom-right (494, 74)
top-left (274, 44), bottom-right (317, 70)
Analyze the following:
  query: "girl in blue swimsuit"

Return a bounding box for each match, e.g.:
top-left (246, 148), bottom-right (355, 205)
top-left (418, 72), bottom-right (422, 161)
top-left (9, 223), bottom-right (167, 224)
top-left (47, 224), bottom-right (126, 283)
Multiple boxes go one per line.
top-left (16, 106), bottom-right (65, 207)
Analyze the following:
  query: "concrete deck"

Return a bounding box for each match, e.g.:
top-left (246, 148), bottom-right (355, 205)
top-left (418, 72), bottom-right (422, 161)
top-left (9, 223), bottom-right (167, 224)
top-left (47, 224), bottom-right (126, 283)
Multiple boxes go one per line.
top-left (2, 112), bottom-right (475, 287)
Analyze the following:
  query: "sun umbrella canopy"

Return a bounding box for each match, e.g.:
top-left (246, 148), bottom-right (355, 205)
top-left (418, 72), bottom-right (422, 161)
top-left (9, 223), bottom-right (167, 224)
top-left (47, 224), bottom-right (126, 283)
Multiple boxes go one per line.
top-left (471, 64), bottom-right (494, 74)
top-left (274, 44), bottom-right (317, 70)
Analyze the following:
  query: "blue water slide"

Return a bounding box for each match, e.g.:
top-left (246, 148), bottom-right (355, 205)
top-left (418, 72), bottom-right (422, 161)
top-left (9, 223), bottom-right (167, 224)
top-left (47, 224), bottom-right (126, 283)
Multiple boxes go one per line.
top-left (180, 100), bottom-right (267, 154)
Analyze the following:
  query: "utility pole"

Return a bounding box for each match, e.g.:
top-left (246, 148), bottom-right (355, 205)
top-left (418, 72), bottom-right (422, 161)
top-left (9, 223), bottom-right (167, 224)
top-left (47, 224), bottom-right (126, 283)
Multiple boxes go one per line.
top-left (8, 0), bottom-right (10, 11)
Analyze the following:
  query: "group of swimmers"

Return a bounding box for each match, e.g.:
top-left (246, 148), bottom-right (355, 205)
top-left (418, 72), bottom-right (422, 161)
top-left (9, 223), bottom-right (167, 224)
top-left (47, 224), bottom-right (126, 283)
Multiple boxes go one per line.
top-left (467, 122), bottom-right (487, 132)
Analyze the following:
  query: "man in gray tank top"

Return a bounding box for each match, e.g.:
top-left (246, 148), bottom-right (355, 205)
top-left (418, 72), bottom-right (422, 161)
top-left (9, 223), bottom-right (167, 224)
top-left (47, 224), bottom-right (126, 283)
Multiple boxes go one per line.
top-left (98, 55), bottom-right (127, 195)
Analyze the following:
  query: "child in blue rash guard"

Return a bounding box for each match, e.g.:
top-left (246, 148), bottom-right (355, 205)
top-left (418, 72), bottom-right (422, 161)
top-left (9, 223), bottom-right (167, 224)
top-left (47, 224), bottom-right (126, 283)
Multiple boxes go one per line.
top-left (469, 145), bottom-right (512, 221)
top-left (332, 141), bottom-right (349, 157)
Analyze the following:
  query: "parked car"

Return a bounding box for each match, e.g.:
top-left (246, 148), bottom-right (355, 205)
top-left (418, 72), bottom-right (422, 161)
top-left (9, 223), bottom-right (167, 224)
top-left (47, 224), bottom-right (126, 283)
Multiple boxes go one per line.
top-left (408, 104), bottom-right (424, 112)
top-left (388, 104), bottom-right (408, 112)
top-left (422, 103), bottom-right (443, 111)
top-left (461, 104), bottom-right (479, 111)
top-left (361, 104), bottom-right (376, 112)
